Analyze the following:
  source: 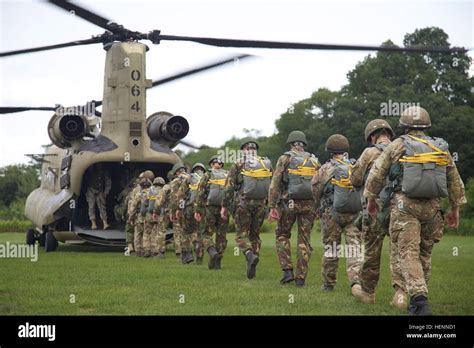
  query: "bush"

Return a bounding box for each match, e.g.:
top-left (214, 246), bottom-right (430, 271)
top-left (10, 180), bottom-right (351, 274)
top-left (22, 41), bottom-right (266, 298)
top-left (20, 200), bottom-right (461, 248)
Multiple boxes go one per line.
top-left (0, 219), bottom-right (33, 233)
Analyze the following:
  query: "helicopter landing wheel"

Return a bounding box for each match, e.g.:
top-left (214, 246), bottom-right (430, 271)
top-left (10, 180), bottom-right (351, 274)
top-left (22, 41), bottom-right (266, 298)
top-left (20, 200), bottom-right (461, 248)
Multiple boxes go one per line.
top-left (45, 231), bottom-right (58, 252)
top-left (26, 229), bottom-right (35, 245)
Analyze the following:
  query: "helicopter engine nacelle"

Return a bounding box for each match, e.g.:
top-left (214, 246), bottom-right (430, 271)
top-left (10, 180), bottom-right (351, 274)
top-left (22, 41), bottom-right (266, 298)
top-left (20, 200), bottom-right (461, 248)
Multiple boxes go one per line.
top-left (47, 113), bottom-right (89, 149)
top-left (146, 111), bottom-right (189, 147)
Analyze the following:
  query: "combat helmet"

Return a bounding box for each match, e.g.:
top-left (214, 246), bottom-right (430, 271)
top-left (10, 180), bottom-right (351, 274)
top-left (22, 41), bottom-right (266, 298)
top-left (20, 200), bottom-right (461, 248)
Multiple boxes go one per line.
top-left (172, 163), bottom-right (187, 175)
top-left (399, 106), bottom-right (431, 129)
top-left (208, 155), bottom-right (224, 166)
top-left (153, 177), bottom-right (166, 186)
top-left (325, 134), bottom-right (349, 153)
top-left (139, 178), bottom-right (152, 187)
top-left (141, 170), bottom-right (155, 181)
top-left (364, 119), bottom-right (394, 142)
top-left (240, 137), bottom-right (259, 150)
top-left (191, 162), bottom-right (206, 173)
top-left (286, 130), bottom-right (307, 145)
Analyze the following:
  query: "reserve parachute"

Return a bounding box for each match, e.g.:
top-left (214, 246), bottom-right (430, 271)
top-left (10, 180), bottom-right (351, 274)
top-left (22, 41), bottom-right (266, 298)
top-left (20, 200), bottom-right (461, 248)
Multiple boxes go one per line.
top-left (240, 155), bottom-right (273, 199)
top-left (207, 168), bottom-right (228, 205)
top-left (330, 157), bottom-right (362, 213)
top-left (285, 151), bottom-right (319, 200)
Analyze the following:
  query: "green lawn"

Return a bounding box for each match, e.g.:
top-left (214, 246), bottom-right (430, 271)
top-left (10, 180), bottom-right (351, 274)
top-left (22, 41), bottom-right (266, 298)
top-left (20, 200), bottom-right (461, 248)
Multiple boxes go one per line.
top-left (0, 229), bottom-right (473, 315)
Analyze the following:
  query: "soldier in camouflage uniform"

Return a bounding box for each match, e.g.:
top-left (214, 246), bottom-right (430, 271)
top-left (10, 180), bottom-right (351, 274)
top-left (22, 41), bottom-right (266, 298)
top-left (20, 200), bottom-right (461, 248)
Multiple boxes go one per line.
top-left (221, 138), bottom-right (272, 279)
top-left (311, 134), bottom-right (362, 292)
top-left (152, 171), bottom-right (174, 258)
top-left (350, 119), bottom-right (406, 307)
top-left (169, 163), bottom-right (194, 264)
top-left (195, 156), bottom-right (229, 270)
top-left (85, 163), bottom-right (112, 230)
top-left (268, 131), bottom-right (320, 287)
top-left (142, 177), bottom-right (166, 257)
top-left (128, 177), bottom-right (152, 257)
top-left (364, 106), bottom-right (466, 315)
top-left (175, 163), bottom-right (206, 264)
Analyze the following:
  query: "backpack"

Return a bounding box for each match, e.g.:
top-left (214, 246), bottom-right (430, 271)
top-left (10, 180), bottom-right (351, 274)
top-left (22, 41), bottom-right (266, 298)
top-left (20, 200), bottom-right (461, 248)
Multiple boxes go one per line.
top-left (330, 158), bottom-right (362, 214)
top-left (285, 151), bottom-right (319, 200)
top-left (399, 134), bottom-right (449, 199)
top-left (187, 172), bottom-right (202, 205)
top-left (240, 155), bottom-right (273, 199)
top-left (207, 169), bottom-right (228, 206)
top-left (146, 186), bottom-right (159, 214)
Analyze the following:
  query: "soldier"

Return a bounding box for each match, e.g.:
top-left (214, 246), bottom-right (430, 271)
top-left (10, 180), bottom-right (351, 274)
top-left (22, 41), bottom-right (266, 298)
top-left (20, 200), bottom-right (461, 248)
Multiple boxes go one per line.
top-left (142, 177), bottom-right (166, 257)
top-left (175, 163), bottom-right (206, 264)
top-left (115, 176), bottom-right (138, 253)
top-left (169, 163), bottom-right (194, 264)
top-left (195, 155), bottom-right (229, 270)
top-left (350, 119), bottom-right (406, 307)
top-left (128, 177), bottom-right (152, 256)
top-left (311, 134), bottom-right (362, 292)
top-left (221, 138), bottom-right (272, 279)
top-left (364, 106), bottom-right (466, 315)
top-left (268, 131), bottom-right (320, 287)
top-left (85, 163), bottom-right (112, 230)
top-left (152, 171), bottom-right (174, 258)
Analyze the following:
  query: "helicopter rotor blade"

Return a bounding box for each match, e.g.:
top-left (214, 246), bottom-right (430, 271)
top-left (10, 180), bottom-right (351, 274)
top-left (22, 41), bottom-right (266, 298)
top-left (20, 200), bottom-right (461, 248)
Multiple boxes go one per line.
top-left (155, 34), bottom-right (467, 53)
top-left (149, 54), bottom-right (253, 89)
top-left (178, 140), bottom-right (205, 150)
top-left (0, 107), bottom-right (57, 114)
top-left (0, 37), bottom-right (104, 58)
top-left (47, 0), bottom-right (124, 34)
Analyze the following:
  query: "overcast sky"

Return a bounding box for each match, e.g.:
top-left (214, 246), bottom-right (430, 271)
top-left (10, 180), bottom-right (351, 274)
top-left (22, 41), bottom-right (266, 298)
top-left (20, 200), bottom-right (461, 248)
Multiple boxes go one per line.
top-left (0, 0), bottom-right (472, 166)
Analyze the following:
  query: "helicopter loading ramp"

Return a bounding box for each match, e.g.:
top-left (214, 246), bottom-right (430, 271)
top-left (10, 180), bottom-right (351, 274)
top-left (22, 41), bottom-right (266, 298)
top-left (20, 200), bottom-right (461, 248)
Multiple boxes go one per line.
top-left (74, 227), bottom-right (126, 247)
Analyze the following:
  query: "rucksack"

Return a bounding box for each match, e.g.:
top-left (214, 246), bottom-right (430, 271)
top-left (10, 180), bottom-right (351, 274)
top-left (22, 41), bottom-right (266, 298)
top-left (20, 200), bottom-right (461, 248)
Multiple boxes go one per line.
top-left (330, 158), bottom-right (362, 214)
top-left (207, 168), bottom-right (228, 206)
top-left (399, 134), bottom-right (449, 199)
top-left (146, 186), bottom-right (159, 214)
top-left (187, 172), bottom-right (202, 205)
top-left (240, 155), bottom-right (273, 199)
top-left (285, 150), bottom-right (319, 200)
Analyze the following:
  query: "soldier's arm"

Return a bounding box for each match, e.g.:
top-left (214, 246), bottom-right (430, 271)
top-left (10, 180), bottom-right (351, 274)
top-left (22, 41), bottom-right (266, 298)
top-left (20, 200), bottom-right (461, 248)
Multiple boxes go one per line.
top-left (311, 169), bottom-right (324, 208)
top-left (364, 142), bottom-right (396, 199)
top-left (268, 155), bottom-right (288, 208)
top-left (176, 177), bottom-right (189, 209)
top-left (195, 173), bottom-right (209, 214)
top-left (222, 163), bottom-right (239, 208)
top-left (351, 148), bottom-right (371, 188)
top-left (446, 153), bottom-right (467, 208)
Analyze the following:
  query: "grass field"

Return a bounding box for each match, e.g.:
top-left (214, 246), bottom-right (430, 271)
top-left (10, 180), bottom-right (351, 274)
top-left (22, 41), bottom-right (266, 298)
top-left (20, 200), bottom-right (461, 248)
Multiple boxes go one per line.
top-left (0, 229), bottom-right (473, 315)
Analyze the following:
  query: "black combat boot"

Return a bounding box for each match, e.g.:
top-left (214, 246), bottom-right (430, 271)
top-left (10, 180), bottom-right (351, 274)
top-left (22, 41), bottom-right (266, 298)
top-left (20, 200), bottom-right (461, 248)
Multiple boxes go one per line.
top-left (245, 251), bottom-right (259, 279)
top-left (321, 283), bottom-right (335, 291)
top-left (295, 278), bottom-right (305, 287)
top-left (181, 250), bottom-right (194, 264)
top-left (215, 255), bottom-right (223, 270)
top-left (408, 295), bottom-right (432, 316)
top-left (207, 247), bottom-right (219, 269)
top-left (280, 269), bottom-right (294, 284)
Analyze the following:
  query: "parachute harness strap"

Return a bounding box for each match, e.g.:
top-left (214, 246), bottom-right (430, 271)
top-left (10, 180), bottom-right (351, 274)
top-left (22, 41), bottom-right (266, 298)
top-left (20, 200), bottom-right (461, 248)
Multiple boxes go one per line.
top-left (287, 155), bottom-right (319, 177)
top-left (330, 158), bottom-right (354, 189)
top-left (208, 179), bottom-right (226, 186)
top-left (189, 173), bottom-right (202, 191)
top-left (241, 156), bottom-right (273, 178)
top-left (399, 135), bottom-right (449, 166)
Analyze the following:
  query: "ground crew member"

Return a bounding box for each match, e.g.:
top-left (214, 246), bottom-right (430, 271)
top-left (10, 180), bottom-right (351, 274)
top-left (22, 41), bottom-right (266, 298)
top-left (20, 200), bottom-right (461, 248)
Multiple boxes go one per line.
top-left (195, 156), bottom-right (229, 270)
top-left (364, 106), bottom-right (466, 315)
top-left (312, 134), bottom-right (362, 291)
top-left (221, 138), bottom-right (272, 279)
top-left (86, 163), bottom-right (112, 230)
top-left (268, 131), bottom-right (320, 287)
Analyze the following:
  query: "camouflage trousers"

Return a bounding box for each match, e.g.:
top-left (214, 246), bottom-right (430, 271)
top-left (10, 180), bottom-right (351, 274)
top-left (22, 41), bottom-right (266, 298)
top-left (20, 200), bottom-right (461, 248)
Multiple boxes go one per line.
top-left (320, 208), bottom-right (362, 287)
top-left (143, 213), bottom-right (158, 254)
top-left (124, 222), bottom-right (134, 244)
top-left (152, 213), bottom-right (168, 254)
top-left (183, 206), bottom-right (202, 257)
top-left (359, 209), bottom-right (404, 294)
top-left (172, 215), bottom-right (184, 255)
top-left (234, 199), bottom-right (266, 256)
top-left (275, 200), bottom-right (316, 281)
top-left (390, 193), bottom-right (444, 299)
top-left (201, 205), bottom-right (228, 257)
top-left (133, 218), bottom-right (145, 254)
top-left (86, 188), bottom-right (107, 221)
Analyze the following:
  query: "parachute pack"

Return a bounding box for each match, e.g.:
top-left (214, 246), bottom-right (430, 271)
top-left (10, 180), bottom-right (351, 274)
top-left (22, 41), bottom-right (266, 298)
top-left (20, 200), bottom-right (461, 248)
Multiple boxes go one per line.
top-left (207, 168), bottom-right (228, 206)
top-left (285, 150), bottom-right (319, 200)
top-left (146, 185), bottom-right (159, 214)
top-left (399, 134), bottom-right (449, 199)
top-left (240, 155), bottom-right (273, 199)
top-left (330, 157), bottom-right (362, 214)
top-left (187, 172), bottom-right (202, 205)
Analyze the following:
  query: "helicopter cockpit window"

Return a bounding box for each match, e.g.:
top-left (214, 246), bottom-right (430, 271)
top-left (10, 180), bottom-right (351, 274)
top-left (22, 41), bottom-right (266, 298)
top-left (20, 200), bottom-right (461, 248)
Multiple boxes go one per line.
top-left (45, 167), bottom-right (57, 190)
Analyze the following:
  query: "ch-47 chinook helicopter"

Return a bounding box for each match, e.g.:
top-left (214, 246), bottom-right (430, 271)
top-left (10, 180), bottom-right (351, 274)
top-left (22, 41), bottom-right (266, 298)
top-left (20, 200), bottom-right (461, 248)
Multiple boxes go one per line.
top-left (0, 0), bottom-right (464, 252)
